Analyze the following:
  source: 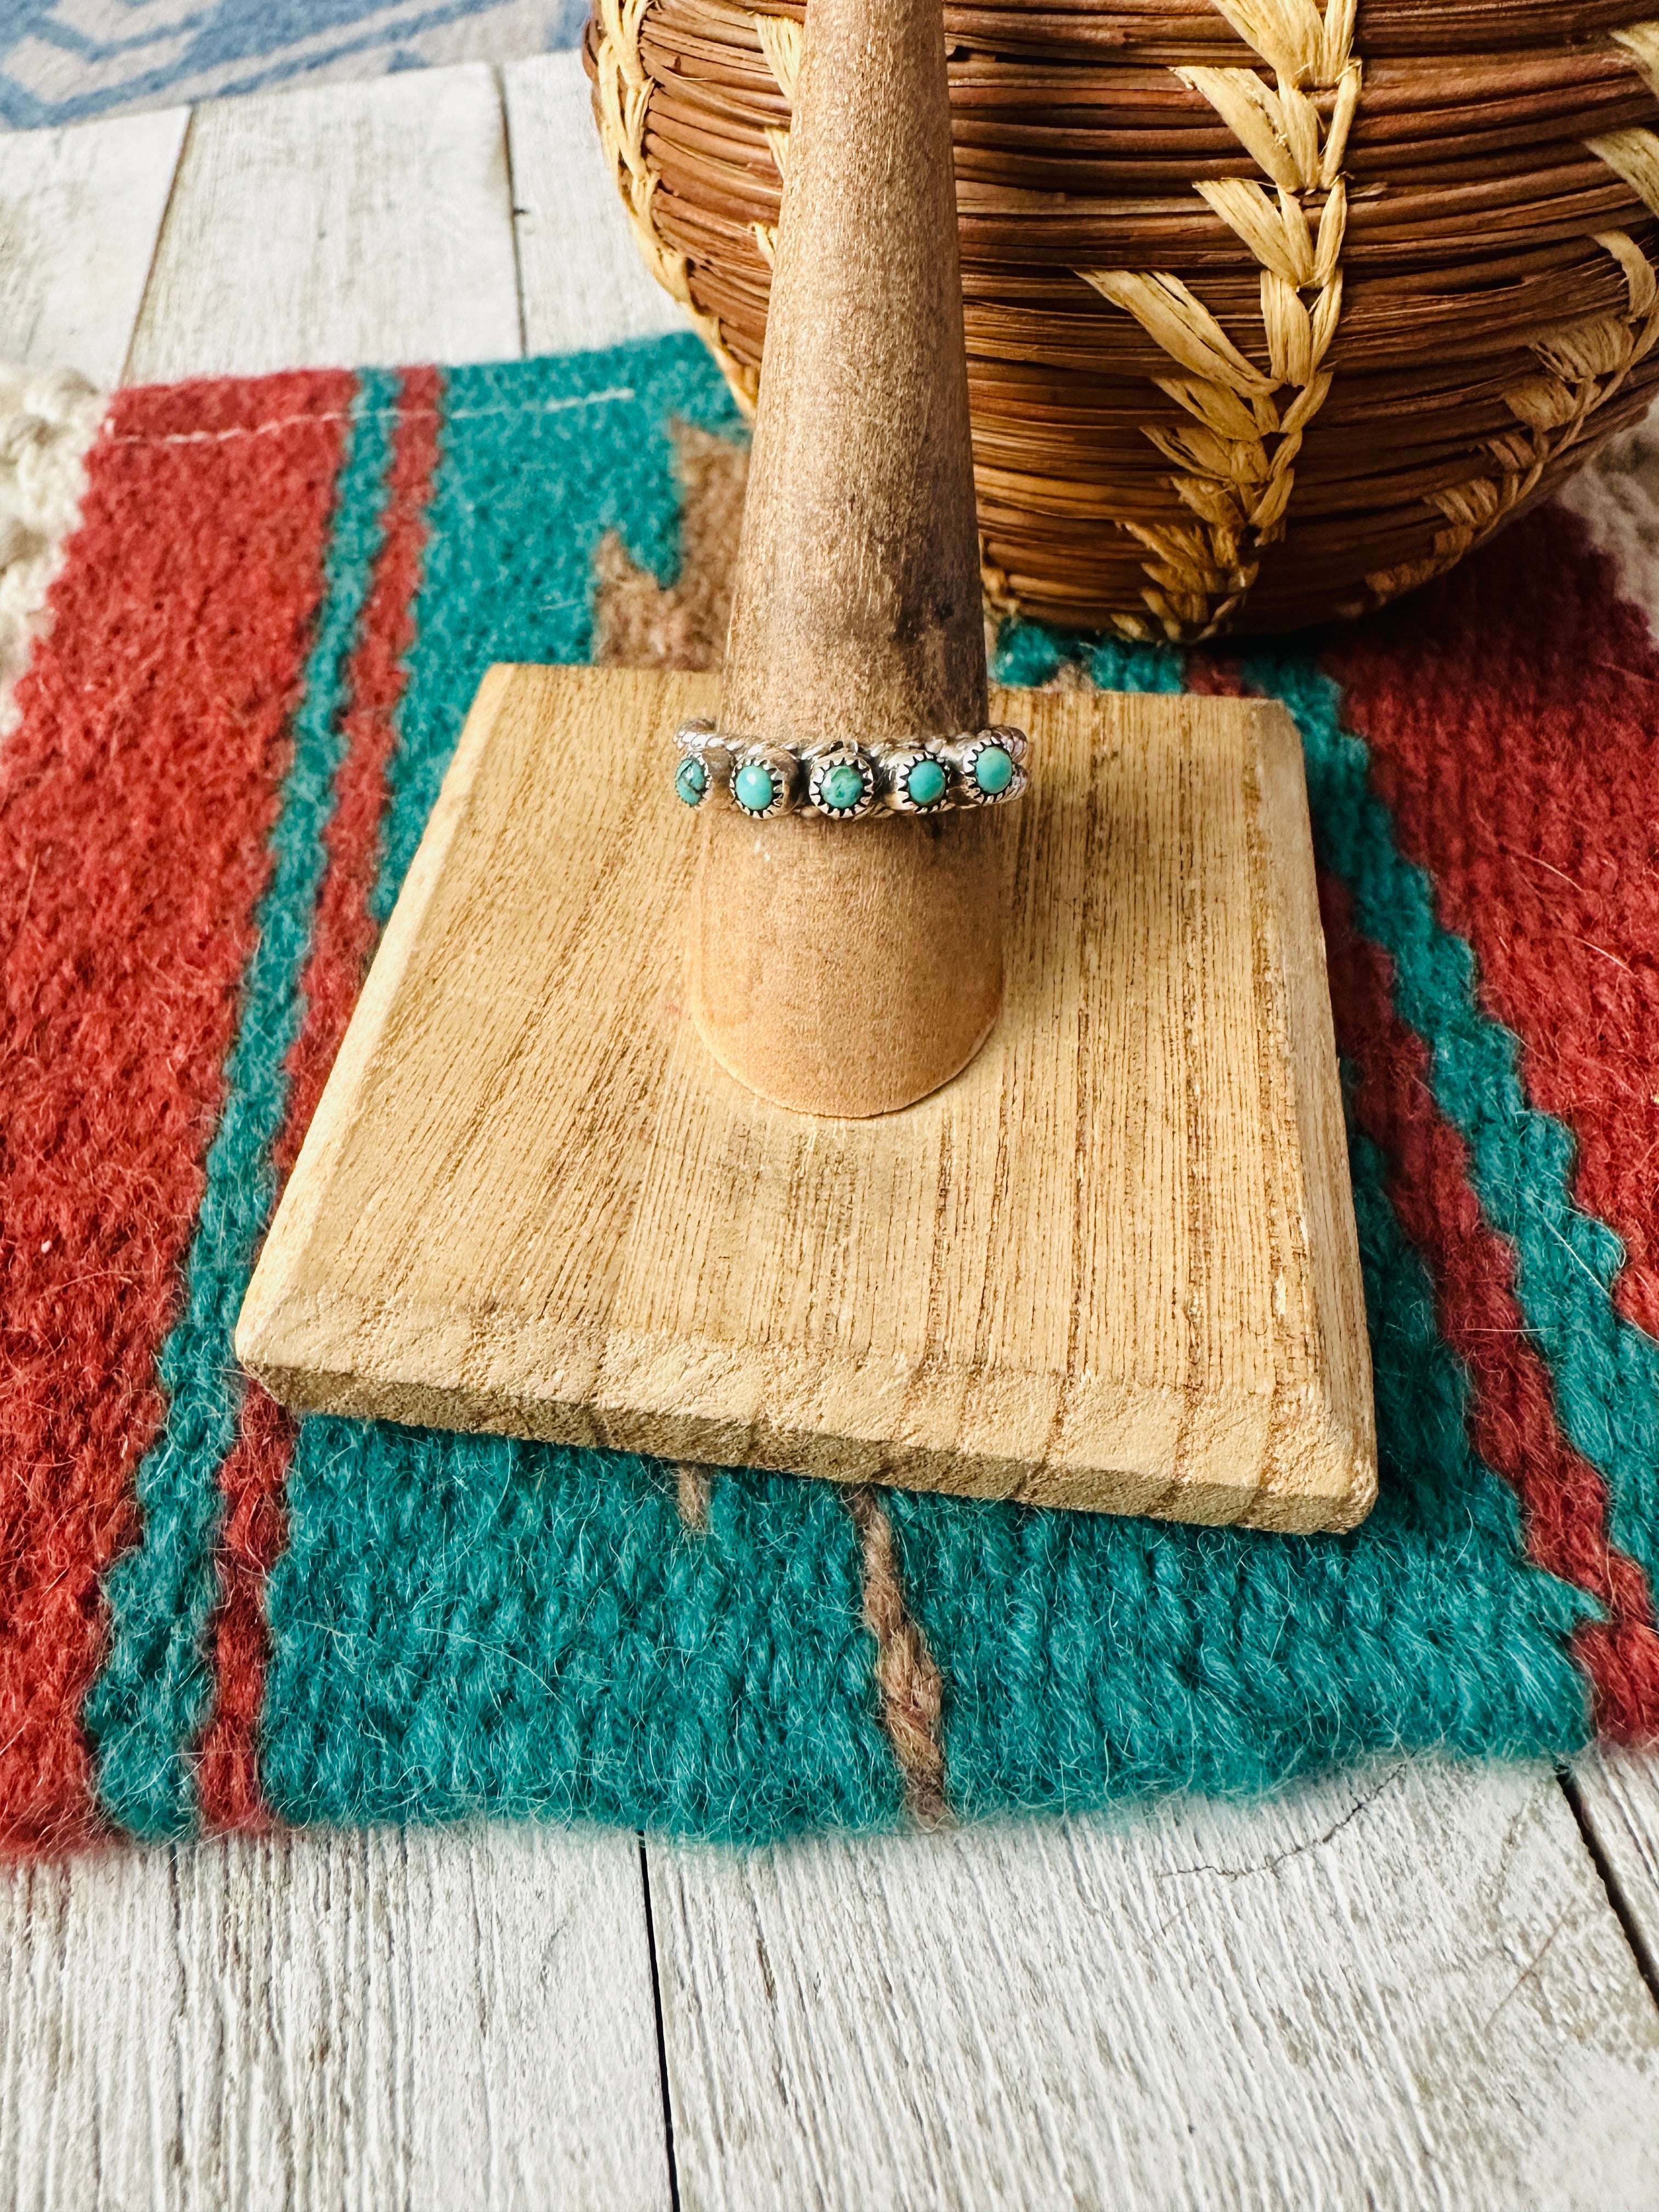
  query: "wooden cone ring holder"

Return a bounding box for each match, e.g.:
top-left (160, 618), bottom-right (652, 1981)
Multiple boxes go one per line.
top-left (691, 0), bottom-right (996, 1117)
top-left (236, 0), bottom-right (1378, 1532)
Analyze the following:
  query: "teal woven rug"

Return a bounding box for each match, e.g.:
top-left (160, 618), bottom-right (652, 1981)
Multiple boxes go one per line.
top-left (4, 334), bottom-right (1657, 1850)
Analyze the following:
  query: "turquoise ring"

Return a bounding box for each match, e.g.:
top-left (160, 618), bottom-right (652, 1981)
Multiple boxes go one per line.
top-left (670, 718), bottom-right (1030, 820)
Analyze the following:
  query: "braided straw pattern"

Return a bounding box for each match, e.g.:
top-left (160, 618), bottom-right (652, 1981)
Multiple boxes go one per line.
top-left (1366, 225), bottom-right (1659, 608)
top-left (590, 0), bottom-right (760, 411)
top-left (750, 12), bottom-right (802, 269)
top-left (1081, 0), bottom-right (1358, 641)
top-left (1365, 43), bottom-right (1659, 611)
top-left (590, 0), bottom-right (1659, 634)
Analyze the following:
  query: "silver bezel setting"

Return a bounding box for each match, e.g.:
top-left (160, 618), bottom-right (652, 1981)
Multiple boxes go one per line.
top-left (674, 753), bottom-right (712, 808)
top-left (884, 743), bottom-right (952, 815)
top-left (952, 725), bottom-right (1030, 808)
top-left (672, 716), bottom-right (733, 809)
top-left (730, 743), bottom-right (796, 819)
top-left (806, 744), bottom-right (878, 821)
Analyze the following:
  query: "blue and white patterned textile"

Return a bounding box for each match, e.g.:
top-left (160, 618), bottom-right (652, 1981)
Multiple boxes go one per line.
top-left (0, 0), bottom-right (586, 128)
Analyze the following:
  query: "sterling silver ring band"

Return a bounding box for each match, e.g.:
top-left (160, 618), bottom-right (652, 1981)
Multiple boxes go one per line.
top-left (671, 718), bottom-right (1031, 821)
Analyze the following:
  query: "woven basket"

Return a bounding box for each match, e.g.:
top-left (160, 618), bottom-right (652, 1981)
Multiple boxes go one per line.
top-left (585, 0), bottom-right (1659, 639)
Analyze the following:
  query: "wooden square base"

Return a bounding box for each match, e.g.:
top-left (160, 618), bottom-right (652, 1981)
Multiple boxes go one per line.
top-left (236, 664), bottom-right (1375, 1533)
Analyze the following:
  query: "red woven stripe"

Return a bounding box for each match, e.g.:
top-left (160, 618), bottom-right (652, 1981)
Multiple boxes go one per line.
top-left (0, 371), bottom-right (351, 1850)
top-left (197, 368), bottom-right (443, 1832)
top-left (1190, 650), bottom-right (1658, 1731)
top-left (1320, 870), bottom-right (1659, 1739)
top-left (1327, 507), bottom-right (1659, 1341)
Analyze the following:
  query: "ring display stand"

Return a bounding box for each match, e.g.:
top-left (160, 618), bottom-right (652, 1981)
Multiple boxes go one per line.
top-left (235, 0), bottom-right (1376, 1532)
top-left (236, 660), bottom-right (1374, 1530)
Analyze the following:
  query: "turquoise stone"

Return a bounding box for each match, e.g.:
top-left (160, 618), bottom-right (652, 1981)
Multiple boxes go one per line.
top-left (906, 757), bottom-right (946, 808)
top-left (675, 756), bottom-right (707, 805)
top-left (821, 761), bottom-right (865, 811)
top-left (735, 762), bottom-right (776, 812)
top-left (974, 744), bottom-right (1014, 796)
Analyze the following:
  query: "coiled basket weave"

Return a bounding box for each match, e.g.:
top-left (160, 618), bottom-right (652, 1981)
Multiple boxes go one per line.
top-left (585, 0), bottom-right (1659, 638)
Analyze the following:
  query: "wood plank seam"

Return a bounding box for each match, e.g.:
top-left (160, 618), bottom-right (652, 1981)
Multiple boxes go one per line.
top-left (640, 1836), bottom-right (687, 2212)
top-left (1560, 1767), bottom-right (1659, 2011)
top-left (0, 74), bottom-right (679, 2212)
top-left (121, 69), bottom-right (523, 384)
top-left (494, 64), bottom-right (531, 361)
top-left (120, 107), bottom-right (194, 388)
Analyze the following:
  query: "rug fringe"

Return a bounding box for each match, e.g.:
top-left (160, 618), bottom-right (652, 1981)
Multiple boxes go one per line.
top-left (0, 365), bottom-right (105, 742)
top-left (1559, 402), bottom-right (1659, 636)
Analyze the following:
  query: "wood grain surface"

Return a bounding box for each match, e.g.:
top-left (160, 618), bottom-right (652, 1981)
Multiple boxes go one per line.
top-left (236, 667), bottom-right (1374, 1531)
top-left (0, 108), bottom-right (186, 385)
top-left (0, 1825), bottom-right (670, 2212)
top-left (656, 1759), bottom-right (1659, 2212)
top-left (503, 53), bottom-right (692, 358)
top-left (717, 0), bottom-right (986, 748)
top-left (123, 67), bottom-right (522, 382)
top-left (1575, 1747), bottom-right (1659, 1980)
top-left (2, 57), bottom-right (1657, 2212)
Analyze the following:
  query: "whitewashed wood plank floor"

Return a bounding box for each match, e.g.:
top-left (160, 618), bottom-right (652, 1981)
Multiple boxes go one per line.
top-left (0, 107), bottom-right (185, 387)
top-left (659, 1763), bottom-right (1659, 2212)
top-left (123, 67), bottom-right (524, 383)
top-left (1, 1827), bottom-right (669, 2212)
top-left (3, 54), bottom-right (1658, 2212)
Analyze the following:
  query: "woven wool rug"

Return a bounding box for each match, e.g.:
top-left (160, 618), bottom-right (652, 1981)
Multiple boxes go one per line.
top-left (0, 0), bottom-right (583, 129)
top-left (4, 336), bottom-right (1659, 1854)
